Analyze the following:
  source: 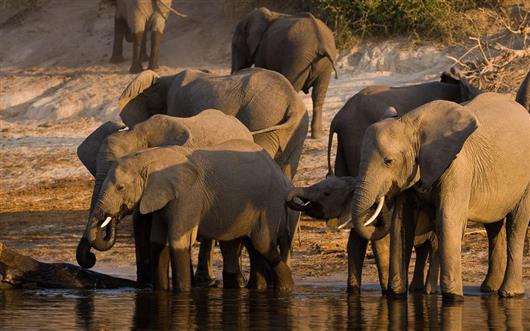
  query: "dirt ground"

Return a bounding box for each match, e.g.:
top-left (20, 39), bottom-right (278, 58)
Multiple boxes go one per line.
top-left (0, 0), bottom-right (528, 290)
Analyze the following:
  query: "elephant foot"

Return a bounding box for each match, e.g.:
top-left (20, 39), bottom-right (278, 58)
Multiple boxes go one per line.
top-left (148, 64), bottom-right (160, 72)
top-left (193, 274), bottom-right (218, 288)
top-left (480, 283), bottom-right (498, 293)
top-left (222, 271), bottom-right (245, 289)
top-left (498, 284), bottom-right (525, 298)
top-left (442, 292), bottom-right (464, 304)
top-left (272, 263), bottom-right (294, 292)
top-left (129, 63), bottom-right (144, 74)
top-left (347, 284), bottom-right (361, 294)
top-left (110, 55), bottom-right (126, 64)
top-left (387, 289), bottom-right (408, 299)
top-left (408, 283), bottom-right (425, 293)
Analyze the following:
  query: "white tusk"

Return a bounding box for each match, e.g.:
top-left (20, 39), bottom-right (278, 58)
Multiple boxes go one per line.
top-left (100, 216), bottom-right (112, 228)
top-left (337, 219), bottom-right (352, 230)
top-left (294, 197), bottom-right (311, 206)
top-left (364, 196), bottom-right (385, 226)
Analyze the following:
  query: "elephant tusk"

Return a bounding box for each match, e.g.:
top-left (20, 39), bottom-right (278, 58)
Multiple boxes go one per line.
top-left (337, 219), bottom-right (352, 230)
top-left (100, 216), bottom-right (112, 228)
top-left (293, 197), bottom-right (311, 207)
top-left (364, 196), bottom-right (385, 226)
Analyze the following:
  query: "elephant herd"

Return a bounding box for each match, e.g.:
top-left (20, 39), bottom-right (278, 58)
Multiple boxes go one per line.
top-left (74, 5), bottom-right (530, 300)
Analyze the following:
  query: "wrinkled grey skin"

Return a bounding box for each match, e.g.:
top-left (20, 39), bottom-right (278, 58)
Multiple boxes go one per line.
top-left (320, 70), bottom-right (485, 293)
top-left (89, 140), bottom-right (300, 292)
top-left (75, 111), bottom-right (253, 286)
top-left (351, 93), bottom-right (529, 299)
top-left (110, 0), bottom-right (172, 73)
top-left (231, 7), bottom-right (337, 138)
top-left (119, 68), bottom-right (308, 180)
top-left (286, 176), bottom-right (440, 294)
top-left (515, 70), bottom-right (529, 112)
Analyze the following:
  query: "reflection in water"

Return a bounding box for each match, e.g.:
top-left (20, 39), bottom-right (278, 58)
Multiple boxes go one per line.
top-left (0, 286), bottom-right (528, 330)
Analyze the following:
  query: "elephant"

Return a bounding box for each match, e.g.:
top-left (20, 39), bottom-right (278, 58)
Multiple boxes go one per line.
top-left (515, 70), bottom-right (529, 112)
top-left (310, 70), bottom-right (486, 293)
top-left (119, 68), bottom-right (308, 180)
top-left (231, 7), bottom-right (337, 139)
top-left (286, 176), bottom-right (440, 294)
top-left (350, 92), bottom-right (529, 299)
top-left (110, 0), bottom-right (172, 73)
top-left (75, 110), bottom-right (253, 286)
top-left (86, 140), bottom-right (300, 291)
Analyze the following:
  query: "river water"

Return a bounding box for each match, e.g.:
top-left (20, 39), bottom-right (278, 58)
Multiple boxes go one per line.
top-left (0, 284), bottom-right (528, 330)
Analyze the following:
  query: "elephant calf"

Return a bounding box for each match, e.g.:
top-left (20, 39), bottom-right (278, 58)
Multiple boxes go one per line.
top-left (88, 140), bottom-right (300, 292)
top-left (111, 0), bottom-right (172, 73)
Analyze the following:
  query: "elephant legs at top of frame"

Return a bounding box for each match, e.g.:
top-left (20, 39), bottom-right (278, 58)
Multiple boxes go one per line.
top-left (309, 70), bottom-right (332, 139)
top-left (133, 211), bottom-right (153, 286)
top-left (129, 31), bottom-right (145, 74)
top-left (219, 239), bottom-right (246, 288)
top-left (110, 18), bottom-right (127, 63)
top-left (372, 234), bottom-right (390, 294)
top-left (245, 242), bottom-right (273, 290)
top-left (498, 192), bottom-right (530, 297)
top-left (194, 239), bottom-right (218, 288)
top-left (388, 195), bottom-right (416, 297)
top-left (480, 220), bottom-right (507, 293)
top-left (148, 31), bottom-right (163, 71)
top-left (346, 230), bottom-right (368, 293)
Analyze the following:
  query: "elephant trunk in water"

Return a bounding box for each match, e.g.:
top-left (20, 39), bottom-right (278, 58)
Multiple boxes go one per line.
top-left (285, 188), bottom-right (312, 212)
top-left (350, 180), bottom-right (390, 241)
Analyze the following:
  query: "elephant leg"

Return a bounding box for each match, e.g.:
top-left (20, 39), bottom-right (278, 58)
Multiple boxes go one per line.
top-left (346, 230), bottom-right (367, 293)
top-left (388, 196), bottom-right (415, 296)
top-left (194, 239), bottom-right (217, 288)
top-left (129, 31), bottom-right (144, 73)
top-left (133, 211), bottom-right (153, 285)
top-left (252, 240), bottom-right (294, 291)
top-left (309, 70), bottom-right (332, 139)
top-left (499, 193), bottom-right (530, 297)
top-left (150, 217), bottom-right (169, 290)
top-left (425, 238), bottom-right (439, 294)
top-left (245, 243), bottom-right (272, 290)
top-left (169, 230), bottom-right (195, 292)
top-left (480, 220), bottom-right (507, 293)
top-left (281, 134), bottom-right (304, 180)
top-left (110, 18), bottom-right (127, 63)
top-left (148, 31), bottom-right (162, 71)
top-left (372, 234), bottom-right (390, 293)
top-left (140, 31), bottom-right (149, 62)
top-left (409, 243), bottom-right (429, 293)
top-left (220, 239), bottom-right (245, 288)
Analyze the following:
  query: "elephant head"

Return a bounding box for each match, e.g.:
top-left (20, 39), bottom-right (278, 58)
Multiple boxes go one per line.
top-left (286, 176), bottom-right (357, 226)
top-left (87, 147), bottom-right (197, 249)
top-left (351, 101), bottom-right (478, 240)
top-left (231, 7), bottom-right (276, 73)
top-left (440, 67), bottom-right (480, 103)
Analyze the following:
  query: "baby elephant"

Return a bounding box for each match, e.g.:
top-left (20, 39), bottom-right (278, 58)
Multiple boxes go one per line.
top-left (89, 140), bottom-right (300, 291)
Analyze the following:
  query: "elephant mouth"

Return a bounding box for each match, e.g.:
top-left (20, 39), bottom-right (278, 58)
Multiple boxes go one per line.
top-left (286, 195), bottom-right (313, 212)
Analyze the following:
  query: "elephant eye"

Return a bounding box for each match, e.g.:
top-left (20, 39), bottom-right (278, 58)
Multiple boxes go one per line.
top-left (384, 157), bottom-right (393, 166)
top-left (116, 184), bottom-right (125, 191)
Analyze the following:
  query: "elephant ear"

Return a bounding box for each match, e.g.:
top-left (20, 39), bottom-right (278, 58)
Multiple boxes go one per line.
top-left (119, 70), bottom-right (160, 128)
top-left (246, 7), bottom-right (273, 58)
top-left (139, 161), bottom-right (198, 215)
top-left (440, 67), bottom-right (480, 102)
top-left (77, 121), bottom-right (126, 176)
top-left (515, 71), bottom-right (529, 112)
top-left (414, 101), bottom-right (478, 188)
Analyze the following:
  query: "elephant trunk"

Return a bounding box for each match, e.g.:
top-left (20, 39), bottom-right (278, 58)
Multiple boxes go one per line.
top-left (351, 181), bottom-right (390, 241)
top-left (286, 188), bottom-right (312, 212)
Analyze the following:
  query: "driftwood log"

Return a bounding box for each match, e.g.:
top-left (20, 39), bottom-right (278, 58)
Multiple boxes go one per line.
top-left (0, 242), bottom-right (137, 289)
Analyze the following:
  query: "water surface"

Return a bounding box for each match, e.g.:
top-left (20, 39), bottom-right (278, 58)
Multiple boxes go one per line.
top-left (0, 285), bottom-right (528, 330)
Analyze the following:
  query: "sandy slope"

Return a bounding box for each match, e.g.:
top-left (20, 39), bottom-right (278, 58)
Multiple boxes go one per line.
top-left (0, 1), bottom-right (528, 286)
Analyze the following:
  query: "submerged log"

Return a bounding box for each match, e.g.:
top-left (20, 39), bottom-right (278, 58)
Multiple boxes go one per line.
top-left (0, 242), bottom-right (137, 289)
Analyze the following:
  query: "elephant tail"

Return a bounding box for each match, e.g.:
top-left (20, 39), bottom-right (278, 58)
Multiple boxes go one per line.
top-left (323, 51), bottom-right (338, 79)
top-left (326, 120), bottom-right (336, 177)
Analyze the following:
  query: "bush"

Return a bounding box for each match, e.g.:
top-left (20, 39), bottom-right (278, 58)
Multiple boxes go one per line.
top-left (301, 0), bottom-right (504, 48)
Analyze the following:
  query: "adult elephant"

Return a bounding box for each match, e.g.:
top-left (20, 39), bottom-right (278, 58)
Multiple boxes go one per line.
top-left (119, 68), bottom-right (308, 179)
top-left (118, 67), bottom-right (308, 287)
top-left (309, 70), bottom-right (495, 293)
top-left (351, 93), bottom-right (529, 299)
top-left (231, 7), bottom-right (337, 139)
top-left (75, 111), bottom-right (253, 286)
top-left (515, 70), bottom-right (529, 112)
top-left (86, 140), bottom-right (300, 291)
top-left (110, 0), bottom-right (172, 73)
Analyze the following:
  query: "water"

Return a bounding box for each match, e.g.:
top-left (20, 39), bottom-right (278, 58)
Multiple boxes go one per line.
top-left (0, 285), bottom-right (529, 330)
